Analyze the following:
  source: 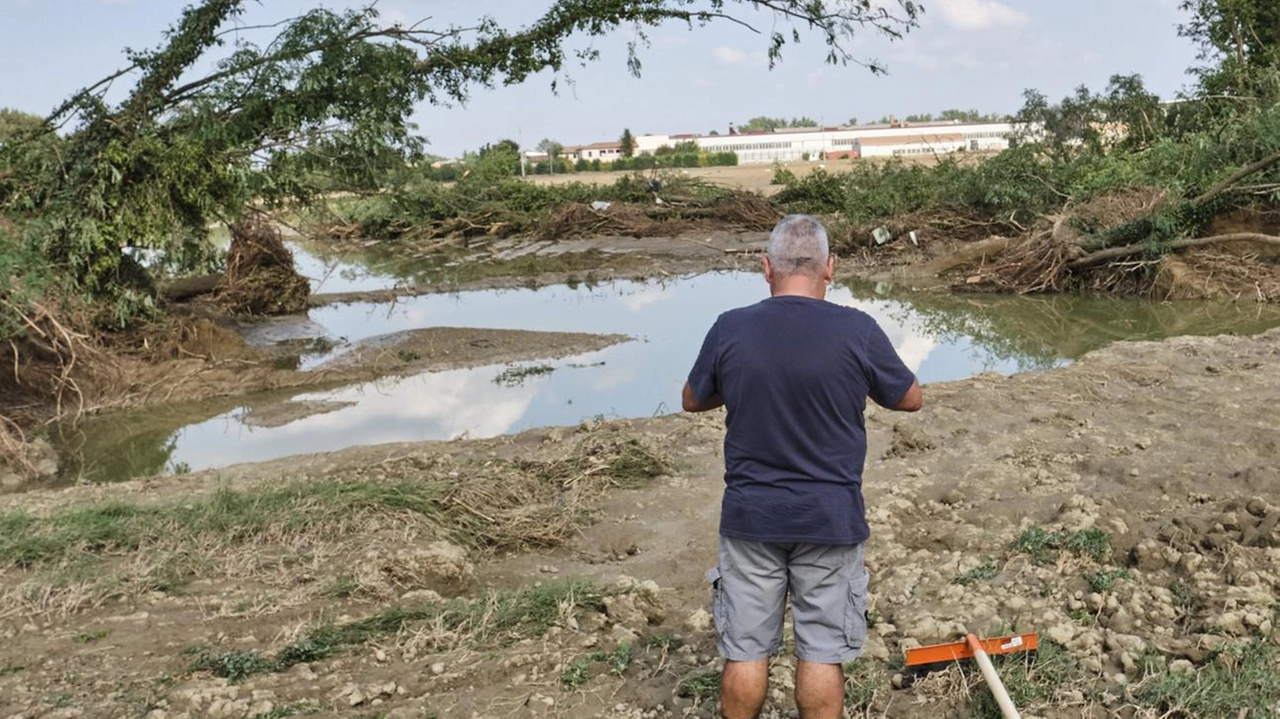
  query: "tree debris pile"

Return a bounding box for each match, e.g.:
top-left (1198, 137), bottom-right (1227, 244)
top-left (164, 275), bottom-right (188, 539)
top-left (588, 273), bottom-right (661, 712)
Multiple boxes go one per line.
top-left (215, 220), bottom-right (310, 316)
top-left (941, 184), bottom-right (1280, 299)
top-left (536, 191), bottom-right (779, 241)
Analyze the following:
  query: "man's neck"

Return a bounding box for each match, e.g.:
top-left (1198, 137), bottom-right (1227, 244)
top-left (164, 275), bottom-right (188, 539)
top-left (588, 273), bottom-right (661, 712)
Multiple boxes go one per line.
top-left (769, 280), bottom-right (826, 300)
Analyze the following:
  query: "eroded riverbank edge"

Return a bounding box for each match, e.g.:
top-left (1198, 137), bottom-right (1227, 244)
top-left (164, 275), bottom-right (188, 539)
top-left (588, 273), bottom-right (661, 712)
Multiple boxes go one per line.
top-left (2, 326), bottom-right (629, 490)
top-left (1, 327), bottom-right (1277, 718)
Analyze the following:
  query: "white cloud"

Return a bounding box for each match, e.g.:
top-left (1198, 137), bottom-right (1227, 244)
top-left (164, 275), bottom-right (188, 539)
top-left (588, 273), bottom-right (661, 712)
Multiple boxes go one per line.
top-left (622, 285), bottom-right (674, 312)
top-left (933, 0), bottom-right (1028, 31)
top-left (712, 46), bottom-right (766, 68)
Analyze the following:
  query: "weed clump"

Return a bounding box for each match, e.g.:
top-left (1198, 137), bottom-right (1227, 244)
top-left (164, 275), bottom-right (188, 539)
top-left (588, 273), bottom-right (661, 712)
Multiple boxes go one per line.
top-left (1130, 640), bottom-right (1280, 718)
top-left (560, 640), bottom-right (634, 688)
top-left (676, 669), bottom-right (721, 699)
top-left (1087, 567), bottom-right (1130, 593)
top-left (954, 558), bottom-right (999, 586)
top-left (184, 647), bottom-right (274, 684)
top-left (1012, 527), bottom-right (1111, 564)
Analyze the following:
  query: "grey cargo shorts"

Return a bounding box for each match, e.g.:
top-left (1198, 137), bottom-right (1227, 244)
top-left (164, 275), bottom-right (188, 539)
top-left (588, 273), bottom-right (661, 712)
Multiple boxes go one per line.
top-left (706, 537), bottom-right (868, 664)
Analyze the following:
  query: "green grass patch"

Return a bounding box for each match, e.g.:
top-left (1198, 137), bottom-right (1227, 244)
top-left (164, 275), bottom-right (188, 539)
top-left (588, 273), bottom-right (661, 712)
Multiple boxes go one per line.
top-left (1012, 527), bottom-right (1111, 565)
top-left (954, 559), bottom-right (999, 586)
top-left (322, 573), bottom-right (360, 599)
top-left (604, 641), bottom-right (633, 677)
top-left (676, 669), bottom-right (721, 700)
top-left (188, 581), bottom-right (609, 683)
top-left (560, 656), bottom-right (594, 689)
top-left (1169, 581), bottom-right (1202, 613)
top-left (643, 632), bottom-right (676, 650)
top-left (184, 647), bottom-right (273, 684)
top-left (1131, 640), bottom-right (1280, 718)
top-left (0, 664), bottom-right (25, 676)
top-left (73, 629), bottom-right (110, 644)
top-left (1087, 568), bottom-right (1130, 593)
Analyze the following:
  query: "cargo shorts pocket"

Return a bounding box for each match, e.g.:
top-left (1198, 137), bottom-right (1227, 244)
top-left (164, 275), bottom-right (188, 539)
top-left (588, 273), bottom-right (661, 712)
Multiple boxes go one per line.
top-left (706, 566), bottom-right (727, 635)
top-left (842, 568), bottom-right (870, 650)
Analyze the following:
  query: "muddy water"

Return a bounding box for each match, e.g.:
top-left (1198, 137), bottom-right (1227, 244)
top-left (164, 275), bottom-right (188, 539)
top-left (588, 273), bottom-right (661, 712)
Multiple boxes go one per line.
top-left (49, 253), bottom-right (1280, 486)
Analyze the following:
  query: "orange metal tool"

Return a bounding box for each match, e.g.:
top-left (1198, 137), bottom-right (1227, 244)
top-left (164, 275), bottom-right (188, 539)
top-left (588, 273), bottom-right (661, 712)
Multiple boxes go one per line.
top-left (904, 632), bottom-right (1038, 667)
top-left (904, 633), bottom-right (1039, 719)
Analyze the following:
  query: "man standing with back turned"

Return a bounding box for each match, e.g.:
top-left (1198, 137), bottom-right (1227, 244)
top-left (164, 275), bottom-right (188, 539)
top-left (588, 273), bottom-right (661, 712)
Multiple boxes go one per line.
top-left (683, 215), bottom-right (923, 719)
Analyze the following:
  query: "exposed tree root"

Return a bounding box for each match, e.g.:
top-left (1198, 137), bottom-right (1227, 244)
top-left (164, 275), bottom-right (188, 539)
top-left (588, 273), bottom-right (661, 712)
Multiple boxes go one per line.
top-left (215, 218), bottom-right (310, 315)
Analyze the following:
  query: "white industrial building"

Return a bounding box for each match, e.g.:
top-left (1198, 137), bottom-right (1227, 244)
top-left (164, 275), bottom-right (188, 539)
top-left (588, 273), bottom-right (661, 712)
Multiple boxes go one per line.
top-left (630, 121), bottom-right (1022, 164)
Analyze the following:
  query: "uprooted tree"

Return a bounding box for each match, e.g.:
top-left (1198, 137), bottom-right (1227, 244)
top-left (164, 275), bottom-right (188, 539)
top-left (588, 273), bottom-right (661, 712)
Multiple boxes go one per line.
top-left (0, 0), bottom-right (921, 320)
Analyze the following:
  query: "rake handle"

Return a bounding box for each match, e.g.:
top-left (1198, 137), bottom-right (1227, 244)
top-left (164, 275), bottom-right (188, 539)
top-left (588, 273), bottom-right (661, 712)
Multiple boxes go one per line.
top-left (966, 634), bottom-right (1022, 719)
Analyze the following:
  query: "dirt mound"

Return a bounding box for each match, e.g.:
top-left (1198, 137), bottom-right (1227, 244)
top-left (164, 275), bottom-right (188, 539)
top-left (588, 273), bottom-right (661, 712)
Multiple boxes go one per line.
top-left (1154, 249), bottom-right (1280, 301)
top-left (215, 219), bottom-right (310, 315)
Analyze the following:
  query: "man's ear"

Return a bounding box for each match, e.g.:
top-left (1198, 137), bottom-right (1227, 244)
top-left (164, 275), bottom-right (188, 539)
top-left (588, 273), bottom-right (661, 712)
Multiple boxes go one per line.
top-left (762, 255), bottom-right (774, 283)
top-left (824, 255), bottom-right (835, 282)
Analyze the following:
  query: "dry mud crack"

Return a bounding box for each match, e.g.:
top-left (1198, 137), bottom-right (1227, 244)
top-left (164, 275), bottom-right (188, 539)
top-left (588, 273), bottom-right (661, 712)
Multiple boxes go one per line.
top-left (2, 329), bottom-right (1279, 718)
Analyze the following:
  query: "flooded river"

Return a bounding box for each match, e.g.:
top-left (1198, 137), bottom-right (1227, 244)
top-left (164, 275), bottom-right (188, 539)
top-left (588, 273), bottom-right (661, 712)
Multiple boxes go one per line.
top-left (46, 245), bottom-right (1280, 485)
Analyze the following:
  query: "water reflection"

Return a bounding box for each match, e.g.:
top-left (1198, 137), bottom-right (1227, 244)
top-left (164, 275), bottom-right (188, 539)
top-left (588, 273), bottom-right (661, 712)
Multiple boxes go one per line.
top-left (48, 272), bottom-right (1280, 486)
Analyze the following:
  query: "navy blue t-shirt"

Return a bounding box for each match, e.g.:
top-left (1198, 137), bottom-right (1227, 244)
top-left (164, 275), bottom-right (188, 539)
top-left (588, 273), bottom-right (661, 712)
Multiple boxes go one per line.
top-left (687, 296), bottom-right (916, 545)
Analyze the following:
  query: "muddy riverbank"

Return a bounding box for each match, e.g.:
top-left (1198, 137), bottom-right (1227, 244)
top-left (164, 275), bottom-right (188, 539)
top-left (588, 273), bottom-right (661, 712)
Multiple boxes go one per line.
top-left (1, 326), bottom-right (1277, 718)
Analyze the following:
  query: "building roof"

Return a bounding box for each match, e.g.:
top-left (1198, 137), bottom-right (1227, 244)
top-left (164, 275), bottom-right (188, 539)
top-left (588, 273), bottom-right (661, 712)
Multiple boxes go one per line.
top-left (577, 141), bottom-right (623, 151)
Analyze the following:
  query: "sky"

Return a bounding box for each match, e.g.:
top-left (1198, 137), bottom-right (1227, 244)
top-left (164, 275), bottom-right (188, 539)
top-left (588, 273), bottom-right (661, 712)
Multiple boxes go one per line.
top-left (0, 0), bottom-right (1201, 158)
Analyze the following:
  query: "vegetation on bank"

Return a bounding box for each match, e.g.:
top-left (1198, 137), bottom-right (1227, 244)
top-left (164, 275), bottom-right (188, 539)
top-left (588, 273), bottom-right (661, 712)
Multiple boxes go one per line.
top-left (187, 580), bottom-right (611, 683)
top-left (0, 431), bottom-right (670, 574)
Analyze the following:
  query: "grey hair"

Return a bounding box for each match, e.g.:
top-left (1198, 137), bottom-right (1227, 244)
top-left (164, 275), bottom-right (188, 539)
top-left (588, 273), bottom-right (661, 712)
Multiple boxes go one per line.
top-left (767, 214), bottom-right (830, 277)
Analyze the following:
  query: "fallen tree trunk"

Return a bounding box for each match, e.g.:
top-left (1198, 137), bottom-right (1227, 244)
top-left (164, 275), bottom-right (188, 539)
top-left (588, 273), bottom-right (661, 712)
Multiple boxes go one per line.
top-left (920, 235), bottom-right (1018, 276)
top-left (159, 273), bottom-right (223, 301)
top-left (1069, 233), bottom-right (1280, 270)
top-left (1192, 150), bottom-right (1280, 206)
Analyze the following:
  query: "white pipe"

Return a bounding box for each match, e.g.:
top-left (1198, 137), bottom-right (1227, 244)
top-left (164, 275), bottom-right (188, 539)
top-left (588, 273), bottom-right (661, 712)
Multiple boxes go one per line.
top-left (967, 634), bottom-right (1022, 719)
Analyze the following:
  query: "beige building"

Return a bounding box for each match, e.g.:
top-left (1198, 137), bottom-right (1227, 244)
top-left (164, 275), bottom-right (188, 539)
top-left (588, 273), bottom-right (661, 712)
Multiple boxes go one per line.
top-left (568, 141), bottom-right (624, 162)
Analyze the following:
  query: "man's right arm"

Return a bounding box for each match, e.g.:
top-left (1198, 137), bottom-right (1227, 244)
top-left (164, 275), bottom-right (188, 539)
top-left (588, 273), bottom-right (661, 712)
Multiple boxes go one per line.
top-left (863, 323), bottom-right (924, 413)
top-left (684, 319), bottom-right (722, 413)
top-left (682, 382), bottom-right (725, 412)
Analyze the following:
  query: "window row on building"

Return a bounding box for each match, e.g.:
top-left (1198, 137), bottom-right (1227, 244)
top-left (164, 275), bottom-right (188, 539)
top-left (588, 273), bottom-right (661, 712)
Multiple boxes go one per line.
top-left (700, 141), bottom-right (796, 153)
top-left (890, 146), bottom-right (958, 156)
